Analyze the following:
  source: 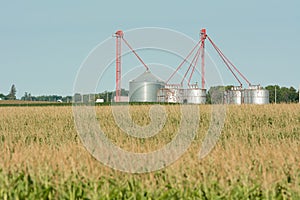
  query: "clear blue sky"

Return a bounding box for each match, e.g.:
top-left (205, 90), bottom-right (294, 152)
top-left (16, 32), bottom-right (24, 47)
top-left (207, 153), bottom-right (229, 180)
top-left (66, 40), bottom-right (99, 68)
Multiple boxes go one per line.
top-left (0, 0), bottom-right (299, 98)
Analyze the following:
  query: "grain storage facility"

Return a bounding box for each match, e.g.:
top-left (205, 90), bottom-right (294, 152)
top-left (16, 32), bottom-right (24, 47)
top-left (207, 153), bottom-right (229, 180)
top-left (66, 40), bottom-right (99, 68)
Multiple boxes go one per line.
top-left (224, 86), bottom-right (244, 104)
top-left (158, 84), bottom-right (206, 104)
top-left (113, 29), bottom-right (269, 104)
top-left (129, 70), bottom-right (165, 102)
top-left (243, 85), bottom-right (269, 104)
top-left (184, 85), bottom-right (206, 104)
top-left (158, 85), bottom-right (183, 103)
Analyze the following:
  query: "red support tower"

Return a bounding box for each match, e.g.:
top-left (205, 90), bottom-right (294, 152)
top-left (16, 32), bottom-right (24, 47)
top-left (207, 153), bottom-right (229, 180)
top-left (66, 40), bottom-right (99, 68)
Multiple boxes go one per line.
top-left (200, 29), bottom-right (207, 89)
top-left (114, 30), bottom-right (123, 102)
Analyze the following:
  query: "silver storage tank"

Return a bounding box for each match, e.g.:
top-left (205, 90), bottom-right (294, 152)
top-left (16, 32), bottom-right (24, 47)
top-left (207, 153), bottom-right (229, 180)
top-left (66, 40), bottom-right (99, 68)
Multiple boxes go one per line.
top-left (243, 89), bottom-right (251, 103)
top-left (184, 88), bottom-right (206, 104)
top-left (158, 88), bottom-right (176, 103)
top-left (158, 86), bottom-right (183, 103)
top-left (244, 86), bottom-right (269, 104)
top-left (157, 88), bottom-right (167, 103)
top-left (129, 70), bottom-right (165, 102)
top-left (170, 88), bottom-right (184, 103)
top-left (158, 85), bottom-right (183, 103)
top-left (225, 86), bottom-right (243, 104)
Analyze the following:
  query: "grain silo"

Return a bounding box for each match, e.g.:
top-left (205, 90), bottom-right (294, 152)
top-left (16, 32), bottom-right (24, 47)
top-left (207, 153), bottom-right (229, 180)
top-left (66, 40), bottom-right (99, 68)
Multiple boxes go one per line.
top-left (184, 86), bottom-right (206, 104)
top-left (224, 86), bottom-right (244, 104)
top-left (113, 29), bottom-right (270, 105)
top-left (244, 85), bottom-right (269, 104)
top-left (158, 85), bottom-right (183, 103)
top-left (129, 70), bottom-right (165, 102)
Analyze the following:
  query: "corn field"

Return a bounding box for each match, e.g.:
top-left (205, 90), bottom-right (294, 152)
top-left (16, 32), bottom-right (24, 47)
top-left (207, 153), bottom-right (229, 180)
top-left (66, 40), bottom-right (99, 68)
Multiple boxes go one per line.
top-left (0, 104), bottom-right (299, 199)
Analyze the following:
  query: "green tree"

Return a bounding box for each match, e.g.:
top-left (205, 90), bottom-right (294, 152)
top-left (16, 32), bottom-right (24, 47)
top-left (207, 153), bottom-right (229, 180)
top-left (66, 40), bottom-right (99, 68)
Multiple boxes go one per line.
top-left (265, 85), bottom-right (280, 103)
top-left (265, 85), bottom-right (298, 103)
top-left (97, 91), bottom-right (113, 102)
top-left (0, 93), bottom-right (5, 100)
top-left (207, 86), bottom-right (226, 104)
top-left (21, 92), bottom-right (33, 101)
top-left (279, 87), bottom-right (290, 102)
top-left (7, 84), bottom-right (17, 100)
top-left (288, 87), bottom-right (298, 103)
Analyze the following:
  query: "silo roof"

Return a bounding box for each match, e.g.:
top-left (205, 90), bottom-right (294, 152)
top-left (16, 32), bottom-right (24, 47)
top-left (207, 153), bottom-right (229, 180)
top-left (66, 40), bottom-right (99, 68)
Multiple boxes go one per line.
top-left (132, 70), bottom-right (165, 83)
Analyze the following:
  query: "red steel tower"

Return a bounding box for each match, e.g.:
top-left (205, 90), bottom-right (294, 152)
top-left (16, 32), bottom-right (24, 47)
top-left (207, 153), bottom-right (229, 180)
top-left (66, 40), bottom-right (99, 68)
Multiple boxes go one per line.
top-left (200, 29), bottom-right (207, 89)
top-left (114, 30), bottom-right (123, 102)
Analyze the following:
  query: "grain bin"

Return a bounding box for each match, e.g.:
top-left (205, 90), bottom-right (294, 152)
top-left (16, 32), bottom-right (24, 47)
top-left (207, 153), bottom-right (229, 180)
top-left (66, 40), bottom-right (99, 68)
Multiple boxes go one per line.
top-left (158, 86), bottom-right (183, 103)
top-left (184, 88), bottom-right (206, 104)
top-left (224, 86), bottom-right (244, 104)
top-left (157, 89), bottom-right (167, 103)
top-left (129, 70), bottom-right (165, 102)
top-left (244, 85), bottom-right (269, 104)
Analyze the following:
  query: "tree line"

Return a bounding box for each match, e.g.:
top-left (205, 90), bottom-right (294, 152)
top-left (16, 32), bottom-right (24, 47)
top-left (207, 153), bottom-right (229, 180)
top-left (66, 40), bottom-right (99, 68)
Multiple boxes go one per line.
top-left (1, 84), bottom-right (298, 103)
top-left (265, 85), bottom-right (299, 103)
top-left (0, 84), bottom-right (17, 100)
top-left (21, 93), bottom-right (73, 103)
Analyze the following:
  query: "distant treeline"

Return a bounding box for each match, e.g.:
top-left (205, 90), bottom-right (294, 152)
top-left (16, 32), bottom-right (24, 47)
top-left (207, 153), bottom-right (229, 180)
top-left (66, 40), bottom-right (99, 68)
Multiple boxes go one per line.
top-left (265, 85), bottom-right (299, 103)
top-left (0, 85), bottom-right (298, 103)
top-left (20, 92), bottom-right (73, 102)
top-left (0, 84), bottom-right (17, 100)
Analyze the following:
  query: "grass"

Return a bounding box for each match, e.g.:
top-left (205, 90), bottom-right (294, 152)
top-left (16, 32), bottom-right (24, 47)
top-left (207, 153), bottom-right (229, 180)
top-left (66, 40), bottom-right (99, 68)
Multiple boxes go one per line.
top-left (0, 104), bottom-right (299, 199)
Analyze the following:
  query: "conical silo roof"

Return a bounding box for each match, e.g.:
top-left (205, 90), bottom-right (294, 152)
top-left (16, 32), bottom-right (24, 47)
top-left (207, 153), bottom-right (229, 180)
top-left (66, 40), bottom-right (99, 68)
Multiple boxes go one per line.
top-left (129, 70), bottom-right (165, 102)
top-left (131, 70), bottom-right (164, 83)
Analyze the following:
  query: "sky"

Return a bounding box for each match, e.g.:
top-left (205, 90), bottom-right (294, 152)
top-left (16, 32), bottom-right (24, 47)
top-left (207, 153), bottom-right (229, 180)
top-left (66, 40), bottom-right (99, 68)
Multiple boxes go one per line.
top-left (0, 0), bottom-right (299, 98)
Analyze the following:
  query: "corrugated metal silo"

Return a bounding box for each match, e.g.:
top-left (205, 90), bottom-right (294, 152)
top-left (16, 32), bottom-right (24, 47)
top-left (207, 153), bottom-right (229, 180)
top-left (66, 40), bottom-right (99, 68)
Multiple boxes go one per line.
top-left (157, 89), bottom-right (167, 103)
top-left (224, 86), bottom-right (243, 104)
top-left (244, 86), bottom-right (269, 104)
top-left (129, 70), bottom-right (165, 102)
top-left (158, 86), bottom-right (183, 103)
top-left (184, 88), bottom-right (206, 104)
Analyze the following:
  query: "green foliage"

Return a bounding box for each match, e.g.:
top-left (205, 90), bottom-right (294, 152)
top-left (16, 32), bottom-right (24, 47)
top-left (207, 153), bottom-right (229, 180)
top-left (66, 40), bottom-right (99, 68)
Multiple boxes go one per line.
top-left (0, 93), bottom-right (5, 100)
top-left (0, 105), bottom-right (299, 199)
top-left (206, 86), bottom-right (227, 104)
top-left (96, 89), bottom-right (129, 103)
top-left (265, 85), bottom-right (299, 103)
top-left (21, 94), bottom-right (64, 102)
top-left (6, 84), bottom-right (17, 100)
top-left (0, 170), bottom-right (299, 199)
